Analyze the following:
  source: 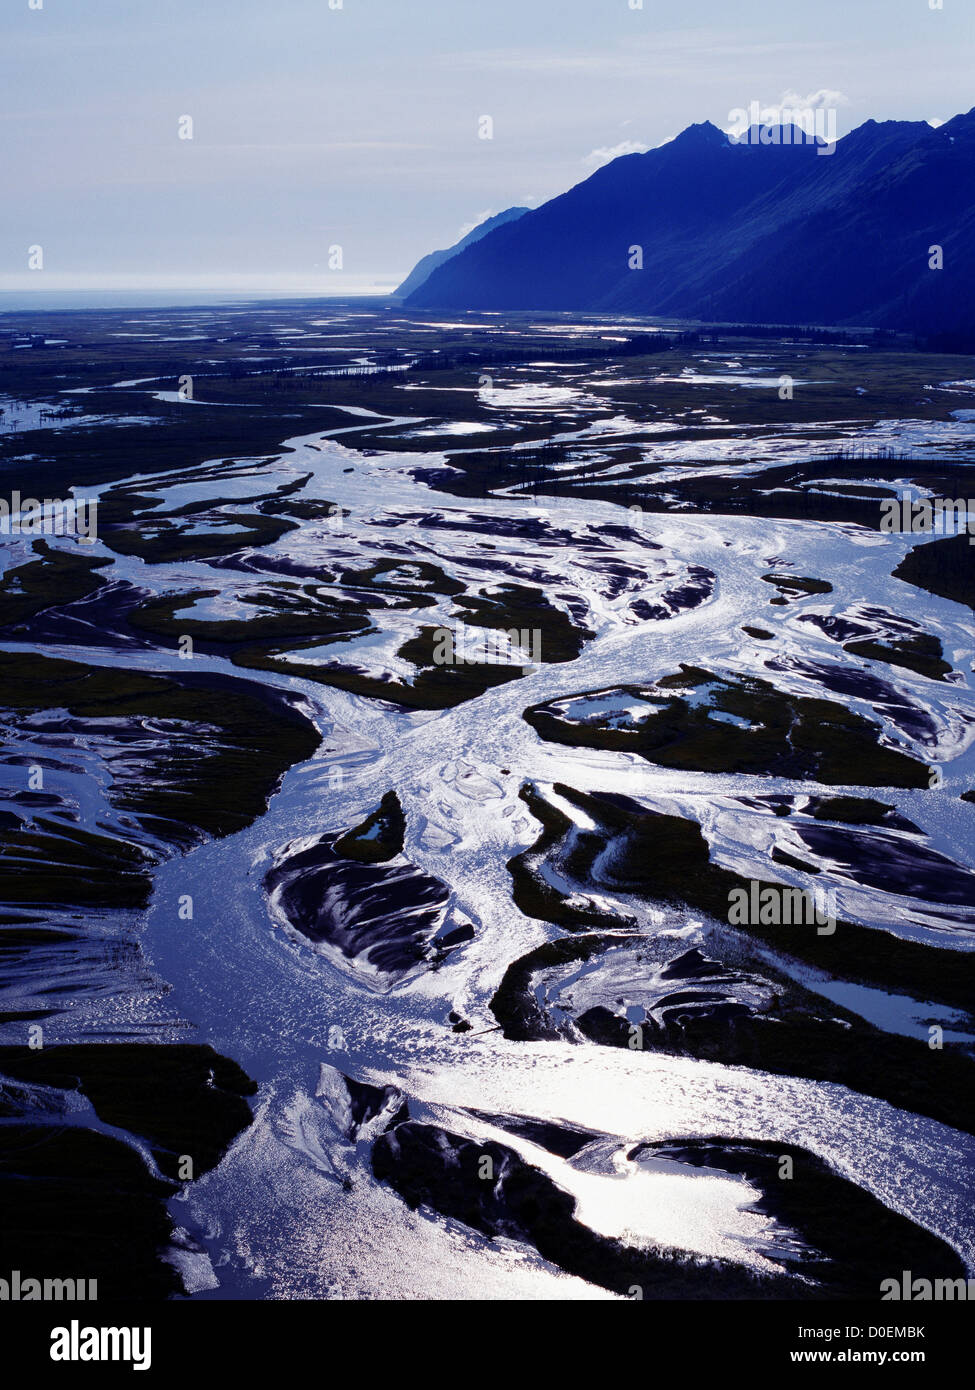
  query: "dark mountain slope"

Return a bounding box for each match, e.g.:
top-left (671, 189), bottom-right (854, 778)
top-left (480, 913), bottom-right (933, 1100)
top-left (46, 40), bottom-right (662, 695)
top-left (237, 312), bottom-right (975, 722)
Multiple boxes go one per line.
top-left (406, 112), bottom-right (975, 332)
top-left (394, 206), bottom-right (529, 300)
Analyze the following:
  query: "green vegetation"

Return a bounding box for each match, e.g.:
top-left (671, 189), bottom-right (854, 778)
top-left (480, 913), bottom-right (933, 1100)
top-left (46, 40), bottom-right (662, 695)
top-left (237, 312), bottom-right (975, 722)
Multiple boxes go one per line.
top-left (524, 666), bottom-right (930, 787)
top-left (761, 572), bottom-right (834, 604)
top-left (454, 582), bottom-right (592, 663)
top-left (844, 632), bottom-right (953, 680)
top-left (0, 651), bottom-right (320, 840)
top-left (894, 533), bottom-right (975, 608)
top-left (0, 540), bottom-right (112, 628)
top-left (505, 782), bottom-right (975, 1014)
top-left (334, 791), bottom-right (406, 864)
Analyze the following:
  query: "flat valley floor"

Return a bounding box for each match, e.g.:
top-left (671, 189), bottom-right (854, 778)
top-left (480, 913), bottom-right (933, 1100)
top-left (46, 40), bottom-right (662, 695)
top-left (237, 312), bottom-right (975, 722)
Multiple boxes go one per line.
top-left (1, 301), bottom-right (974, 1300)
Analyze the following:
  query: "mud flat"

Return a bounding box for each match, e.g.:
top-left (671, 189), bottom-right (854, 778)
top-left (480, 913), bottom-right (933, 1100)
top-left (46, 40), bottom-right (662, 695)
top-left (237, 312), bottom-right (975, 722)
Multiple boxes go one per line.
top-left (1, 303), bottom-right (974, 1299)
top-left (524, 666), bottom-right (931, 786)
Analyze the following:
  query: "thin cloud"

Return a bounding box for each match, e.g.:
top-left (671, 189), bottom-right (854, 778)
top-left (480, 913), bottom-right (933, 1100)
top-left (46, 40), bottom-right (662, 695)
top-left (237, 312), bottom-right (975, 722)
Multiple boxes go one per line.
top-left (778, 88), bottom-right (851, 110)
top-left (457, 209), bottom-right (497, 239)
top-left (582, 140), bottom-right (650, 169)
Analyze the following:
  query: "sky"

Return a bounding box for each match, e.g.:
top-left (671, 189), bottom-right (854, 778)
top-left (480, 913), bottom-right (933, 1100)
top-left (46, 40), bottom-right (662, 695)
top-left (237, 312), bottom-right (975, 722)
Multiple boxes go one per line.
top-left (2, 0), bottom-right (973, 298)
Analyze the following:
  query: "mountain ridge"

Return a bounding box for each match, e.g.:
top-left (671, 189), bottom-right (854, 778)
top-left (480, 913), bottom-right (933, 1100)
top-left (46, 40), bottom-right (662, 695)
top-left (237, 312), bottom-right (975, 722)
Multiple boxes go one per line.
top-left (394, 207), bottom-right (529, 300)
top-left (404, 111), bottom-right (975, 332)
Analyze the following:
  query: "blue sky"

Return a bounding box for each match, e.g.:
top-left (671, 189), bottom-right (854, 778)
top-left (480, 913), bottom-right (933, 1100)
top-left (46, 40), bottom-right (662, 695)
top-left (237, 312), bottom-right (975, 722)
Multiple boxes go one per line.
top-left (2, 0), bottom-right (972, 295)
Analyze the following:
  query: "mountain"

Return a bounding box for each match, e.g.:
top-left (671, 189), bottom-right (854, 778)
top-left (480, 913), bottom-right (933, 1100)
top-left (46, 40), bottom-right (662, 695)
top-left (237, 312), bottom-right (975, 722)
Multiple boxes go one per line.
top-left (394, 207), bottom-right (529, 300)
top-left (404, 113), bottom-right (975, 333)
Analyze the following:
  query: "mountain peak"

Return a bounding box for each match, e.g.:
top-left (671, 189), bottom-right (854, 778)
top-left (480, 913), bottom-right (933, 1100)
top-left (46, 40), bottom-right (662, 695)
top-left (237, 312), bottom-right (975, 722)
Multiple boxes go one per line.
top-left (670, 120), bottom-right (727, 148)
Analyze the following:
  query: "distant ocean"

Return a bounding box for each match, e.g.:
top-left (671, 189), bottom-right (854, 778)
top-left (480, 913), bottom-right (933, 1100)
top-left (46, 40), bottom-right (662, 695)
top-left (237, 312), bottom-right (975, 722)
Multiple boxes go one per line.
top-left (0, 290), bottom-right (394, 314)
